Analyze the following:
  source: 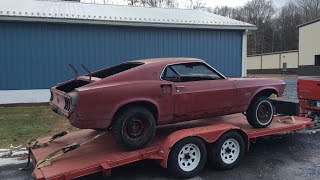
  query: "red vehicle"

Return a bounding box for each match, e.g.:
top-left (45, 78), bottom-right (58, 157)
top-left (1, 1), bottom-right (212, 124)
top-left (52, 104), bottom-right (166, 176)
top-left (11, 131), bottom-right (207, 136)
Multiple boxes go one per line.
top-left (298, 77), bottom-right (320, 117)
top-left (50, 58), bottom-right (285, 149)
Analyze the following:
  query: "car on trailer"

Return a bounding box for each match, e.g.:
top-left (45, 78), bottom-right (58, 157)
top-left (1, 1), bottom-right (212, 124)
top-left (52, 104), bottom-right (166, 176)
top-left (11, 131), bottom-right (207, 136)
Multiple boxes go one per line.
top-left (50, 58), bottom-right (285, 149)
top-left (27, 114), bottom-right (314, 180)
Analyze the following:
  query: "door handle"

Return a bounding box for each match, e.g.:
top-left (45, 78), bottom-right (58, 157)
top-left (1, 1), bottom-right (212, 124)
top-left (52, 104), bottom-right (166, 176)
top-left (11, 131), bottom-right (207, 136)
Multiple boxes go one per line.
top-left (175, 86), bottom-right (185, 93)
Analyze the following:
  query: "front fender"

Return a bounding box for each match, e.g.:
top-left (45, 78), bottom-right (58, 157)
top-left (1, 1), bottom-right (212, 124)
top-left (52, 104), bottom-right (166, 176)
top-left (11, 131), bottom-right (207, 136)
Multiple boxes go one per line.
top-left (248, 87), bottom-right (279, 104)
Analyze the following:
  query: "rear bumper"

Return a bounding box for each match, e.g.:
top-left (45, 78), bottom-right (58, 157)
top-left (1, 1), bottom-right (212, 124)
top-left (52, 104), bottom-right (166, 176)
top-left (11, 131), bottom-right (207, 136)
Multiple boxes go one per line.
top-left (300, 99), bottom-right (320, 112)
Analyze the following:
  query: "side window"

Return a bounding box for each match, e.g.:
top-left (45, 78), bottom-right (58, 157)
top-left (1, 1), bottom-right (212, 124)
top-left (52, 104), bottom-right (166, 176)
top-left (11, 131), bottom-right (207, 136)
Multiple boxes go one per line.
top-left (172, 63), bottom-right (216, 76)
top-left (161, 67), bottom-right (180, 82)
top-left (161, 62), bottom-right (224, 82)
top-left (170, 62), bottom-right (222, 82)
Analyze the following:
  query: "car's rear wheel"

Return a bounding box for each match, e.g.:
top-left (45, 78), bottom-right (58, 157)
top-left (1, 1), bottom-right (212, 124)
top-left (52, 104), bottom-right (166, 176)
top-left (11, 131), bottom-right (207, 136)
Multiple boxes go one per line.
top-left (246, 97), bottom-right (274, 128)
top-left (112, 106), bottom-right (156, 150)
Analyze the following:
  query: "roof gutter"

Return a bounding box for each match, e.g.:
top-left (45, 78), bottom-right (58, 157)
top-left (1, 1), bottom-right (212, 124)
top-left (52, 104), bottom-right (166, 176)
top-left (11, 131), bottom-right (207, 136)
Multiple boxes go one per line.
top-left (0, 16), bottom-right (257, 30)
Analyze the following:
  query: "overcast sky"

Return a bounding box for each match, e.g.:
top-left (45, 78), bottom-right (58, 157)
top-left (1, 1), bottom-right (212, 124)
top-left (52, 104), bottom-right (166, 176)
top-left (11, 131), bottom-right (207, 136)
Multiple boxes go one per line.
top-left (83, 0), bottom-right (291, 8)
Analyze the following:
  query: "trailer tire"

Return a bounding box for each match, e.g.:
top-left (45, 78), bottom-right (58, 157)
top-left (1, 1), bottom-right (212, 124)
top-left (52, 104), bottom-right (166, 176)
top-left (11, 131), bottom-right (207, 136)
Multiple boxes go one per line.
top-left (209, 131), bottom-right (244, 170)
top-left (112, 106), bottom-right (156, 150)
top-left (246, 97), bottom-right (274, 128)
top-left (168, 137), bottom-right (207, 179)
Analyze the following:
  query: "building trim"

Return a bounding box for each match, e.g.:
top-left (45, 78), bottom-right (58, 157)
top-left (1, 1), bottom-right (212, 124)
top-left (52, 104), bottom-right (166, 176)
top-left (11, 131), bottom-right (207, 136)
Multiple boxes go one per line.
top-left (0, 0), bottom-right (256, 30)
top-left (298, 18), bottom-right (320, 28)
top-left (242, 30), bottom-right (248, 77)
top-left (247, 68), bottom-right (298, 75)
top-left (247, 50), bottom-right (298, 57)
top-left (0, 16), bottom-right (257, 30)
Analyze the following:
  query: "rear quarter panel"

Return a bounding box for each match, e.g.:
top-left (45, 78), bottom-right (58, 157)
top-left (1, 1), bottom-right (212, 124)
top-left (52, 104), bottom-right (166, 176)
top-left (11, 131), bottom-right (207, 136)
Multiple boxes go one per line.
top-left (74, 80), bottom-right (174, 128)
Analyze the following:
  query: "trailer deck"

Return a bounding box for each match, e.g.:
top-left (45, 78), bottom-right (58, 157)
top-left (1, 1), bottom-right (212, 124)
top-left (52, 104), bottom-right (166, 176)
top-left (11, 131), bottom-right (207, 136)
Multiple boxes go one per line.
top-left (30, 114), bottom-right (313, 180)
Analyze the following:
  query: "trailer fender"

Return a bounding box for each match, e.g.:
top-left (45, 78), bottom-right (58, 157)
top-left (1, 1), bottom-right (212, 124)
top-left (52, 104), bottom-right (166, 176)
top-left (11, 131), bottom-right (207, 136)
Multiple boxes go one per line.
top-left (158, 124), bottom-right (249, 168)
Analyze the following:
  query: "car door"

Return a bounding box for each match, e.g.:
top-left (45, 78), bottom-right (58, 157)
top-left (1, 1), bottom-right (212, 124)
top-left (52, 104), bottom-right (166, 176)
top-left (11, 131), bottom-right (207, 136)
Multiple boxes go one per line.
top-left (163, 62), bottom-right (236, 122)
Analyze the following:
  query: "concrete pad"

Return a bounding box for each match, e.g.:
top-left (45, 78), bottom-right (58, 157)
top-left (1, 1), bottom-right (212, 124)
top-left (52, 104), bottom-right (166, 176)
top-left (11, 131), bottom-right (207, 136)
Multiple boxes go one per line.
top-left (0, 89), bottom-right (50, 104)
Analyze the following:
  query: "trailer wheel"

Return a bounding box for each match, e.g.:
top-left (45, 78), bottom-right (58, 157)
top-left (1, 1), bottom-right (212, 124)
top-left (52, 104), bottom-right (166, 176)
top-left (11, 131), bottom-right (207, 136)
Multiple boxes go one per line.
top-left (168, 137), bottom-right (207, 179)
top-left (209, 131), bottom-right (244, 170)
top-left (112, 106), bottom-right (156, 150)
top-left (246, 97), bottom-right (274, 128)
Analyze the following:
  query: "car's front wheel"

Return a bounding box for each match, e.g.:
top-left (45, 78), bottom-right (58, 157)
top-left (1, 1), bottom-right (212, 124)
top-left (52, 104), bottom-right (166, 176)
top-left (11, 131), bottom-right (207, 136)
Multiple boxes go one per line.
top-left (112, 106), bottom-right (156, 150)
top-left (246, 97), bottom-right (274, 128)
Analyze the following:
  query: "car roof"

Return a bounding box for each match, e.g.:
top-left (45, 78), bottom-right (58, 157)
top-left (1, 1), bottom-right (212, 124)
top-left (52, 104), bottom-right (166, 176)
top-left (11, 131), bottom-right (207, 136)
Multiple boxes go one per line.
top-left (129, 58), bottom-right (204, 65)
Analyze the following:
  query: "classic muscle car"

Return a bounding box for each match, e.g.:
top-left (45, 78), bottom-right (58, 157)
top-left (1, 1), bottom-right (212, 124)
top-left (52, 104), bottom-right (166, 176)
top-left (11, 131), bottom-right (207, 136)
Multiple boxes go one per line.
top-left (50, 58), bottom-right (286, 149)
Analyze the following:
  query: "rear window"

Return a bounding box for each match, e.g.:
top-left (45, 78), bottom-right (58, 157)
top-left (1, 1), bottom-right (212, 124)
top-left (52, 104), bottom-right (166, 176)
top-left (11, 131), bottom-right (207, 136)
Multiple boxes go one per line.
top-left (92, 62), bottom-right (144, 78)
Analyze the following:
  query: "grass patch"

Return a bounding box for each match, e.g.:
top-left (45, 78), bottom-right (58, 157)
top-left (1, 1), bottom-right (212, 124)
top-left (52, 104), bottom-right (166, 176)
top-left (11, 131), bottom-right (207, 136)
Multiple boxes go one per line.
top-left (0, 106), bottom-right (77, 148)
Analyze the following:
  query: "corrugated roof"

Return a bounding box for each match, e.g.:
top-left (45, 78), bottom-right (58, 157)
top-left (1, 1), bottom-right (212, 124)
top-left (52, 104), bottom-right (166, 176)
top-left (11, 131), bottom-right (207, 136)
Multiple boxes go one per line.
top-left (0, 0), bottom-right (256, 30)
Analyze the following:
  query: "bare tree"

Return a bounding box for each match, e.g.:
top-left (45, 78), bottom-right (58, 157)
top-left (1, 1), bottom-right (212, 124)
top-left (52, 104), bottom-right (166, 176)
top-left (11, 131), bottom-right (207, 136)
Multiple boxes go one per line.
top-left (126, 0), bottom-right (178, 8)
top-left (211, 6), bottom-right (234, 17)
top-left (226, 0), bottom-right (275, 54)
top-left (141, 0), bottom-right (178, 8)
top-left (274, 2), bottom-right (302, 52)
top-left (296, 0), bottom-right (320, 22)
top-left (127, 0), bottom-right (141, 6)
top-left (185, 0), bottom-right (206, 10)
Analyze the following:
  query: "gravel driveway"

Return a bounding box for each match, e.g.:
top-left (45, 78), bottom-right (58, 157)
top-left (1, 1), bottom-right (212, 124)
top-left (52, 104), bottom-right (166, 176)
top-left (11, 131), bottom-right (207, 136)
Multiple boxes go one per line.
top-left (282, 77), bottom-right (298, 100)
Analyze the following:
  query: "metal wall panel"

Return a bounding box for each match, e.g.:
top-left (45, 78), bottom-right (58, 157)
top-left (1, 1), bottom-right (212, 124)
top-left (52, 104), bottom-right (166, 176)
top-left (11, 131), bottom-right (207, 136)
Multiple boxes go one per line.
top-left (247, 51), bottom-right (299, 70)
top-left (0, 21), bottom-right (243, 90)
top-left (299, 20), bottom-right (320, 66)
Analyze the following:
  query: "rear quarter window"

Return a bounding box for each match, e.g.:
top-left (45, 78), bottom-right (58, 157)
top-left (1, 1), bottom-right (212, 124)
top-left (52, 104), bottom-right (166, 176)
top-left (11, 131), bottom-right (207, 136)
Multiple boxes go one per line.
top-left (92, 62), bottom-right (144, 78)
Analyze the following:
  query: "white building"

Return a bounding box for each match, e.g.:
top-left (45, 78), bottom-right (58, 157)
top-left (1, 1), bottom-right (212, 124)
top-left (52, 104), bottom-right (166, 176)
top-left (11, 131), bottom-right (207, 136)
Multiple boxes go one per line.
top-left (247, 18), bottom-right (320, 76)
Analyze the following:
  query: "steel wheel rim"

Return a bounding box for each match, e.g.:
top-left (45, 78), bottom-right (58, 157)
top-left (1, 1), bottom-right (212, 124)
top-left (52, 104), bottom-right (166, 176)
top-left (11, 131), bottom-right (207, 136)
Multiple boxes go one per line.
top-left (178, 143), bottom-right (201, 172)
top-left (256, 101), bottom-right (273, 125)
top-left (220, 138), bottom-right (240, 164)
top-left (124, 118), bottom-right (145, 139)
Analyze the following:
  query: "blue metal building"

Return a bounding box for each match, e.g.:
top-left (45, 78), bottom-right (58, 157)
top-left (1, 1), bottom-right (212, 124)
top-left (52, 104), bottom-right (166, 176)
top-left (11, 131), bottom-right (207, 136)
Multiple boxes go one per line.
top-left (0, 0), bottom-right (255, 90)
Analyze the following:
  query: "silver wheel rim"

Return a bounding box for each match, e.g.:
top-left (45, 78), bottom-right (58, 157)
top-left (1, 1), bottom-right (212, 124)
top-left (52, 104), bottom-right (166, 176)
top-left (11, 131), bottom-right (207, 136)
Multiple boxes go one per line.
top-left (220, 138), bottom-right (240, 164)
top-left (178, 143), bottom-right (201, 172)
top-left (255, 100), bottom-right (273, 125)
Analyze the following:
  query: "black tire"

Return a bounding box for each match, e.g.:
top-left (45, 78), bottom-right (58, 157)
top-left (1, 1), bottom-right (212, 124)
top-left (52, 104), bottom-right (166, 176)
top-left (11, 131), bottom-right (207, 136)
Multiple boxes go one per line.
top-left (246, 97), bottom-right (274, 128)
top-left (112, 106), bottom-right (156, 150)
top-left (209, 131), bottom-right (245, 170)
top-left (168, 137), bottom-right (207, 179)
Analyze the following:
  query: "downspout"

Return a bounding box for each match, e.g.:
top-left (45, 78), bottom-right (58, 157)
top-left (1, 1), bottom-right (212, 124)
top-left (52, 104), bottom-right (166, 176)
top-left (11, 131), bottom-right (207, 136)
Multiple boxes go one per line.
top-left (242, 30), bottom-right (248, 77)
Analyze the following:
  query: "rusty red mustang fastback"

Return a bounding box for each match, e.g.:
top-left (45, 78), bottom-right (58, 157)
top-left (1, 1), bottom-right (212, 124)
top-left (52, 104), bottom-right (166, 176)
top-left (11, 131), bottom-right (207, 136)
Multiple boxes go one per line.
top-left (50, 58), bottom-right (285, 149)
